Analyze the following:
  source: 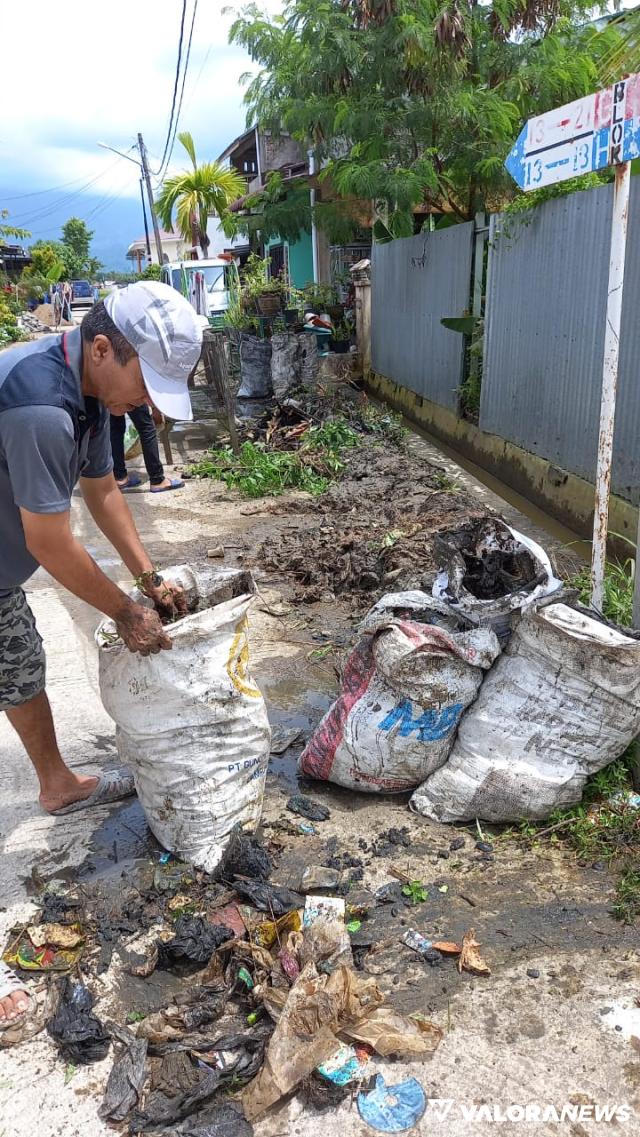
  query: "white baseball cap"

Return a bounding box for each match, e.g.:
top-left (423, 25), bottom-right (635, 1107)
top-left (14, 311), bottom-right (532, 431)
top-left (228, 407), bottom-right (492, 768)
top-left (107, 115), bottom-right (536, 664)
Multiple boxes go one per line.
top-left (104, 281), bottom-right (203, 422)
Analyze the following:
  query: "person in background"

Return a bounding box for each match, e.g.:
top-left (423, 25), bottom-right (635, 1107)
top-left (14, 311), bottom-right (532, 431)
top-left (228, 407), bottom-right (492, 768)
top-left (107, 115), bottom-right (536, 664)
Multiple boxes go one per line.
top-left (110, 406), bottom-right (184, 493)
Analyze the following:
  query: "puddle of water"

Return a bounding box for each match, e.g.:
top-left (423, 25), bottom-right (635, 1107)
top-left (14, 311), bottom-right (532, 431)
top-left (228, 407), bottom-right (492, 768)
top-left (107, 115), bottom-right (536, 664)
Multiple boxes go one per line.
top-left (79, 799), bottom-right (160, 881)
top-left (263, 675), bottom-right (336, 790)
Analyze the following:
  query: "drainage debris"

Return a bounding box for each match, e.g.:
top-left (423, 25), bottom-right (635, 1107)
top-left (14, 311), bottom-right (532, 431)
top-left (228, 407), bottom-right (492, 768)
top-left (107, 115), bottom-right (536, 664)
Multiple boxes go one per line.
top-left (357, 1073), bottom-right (427, 1133)
top-left (287, 794), bottom-right (331, 822)
top-left (46, 978), bottom-right (110, 1065)
top-left (99, 1023), bottom-right (147, 1122)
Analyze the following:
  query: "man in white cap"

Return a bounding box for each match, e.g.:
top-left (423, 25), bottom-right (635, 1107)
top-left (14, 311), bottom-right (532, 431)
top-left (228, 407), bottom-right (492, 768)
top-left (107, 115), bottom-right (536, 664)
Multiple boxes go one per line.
top-left (0, 282), bottom-right (205, 1032)
top-left (0, 281), bottom-right (202, 816)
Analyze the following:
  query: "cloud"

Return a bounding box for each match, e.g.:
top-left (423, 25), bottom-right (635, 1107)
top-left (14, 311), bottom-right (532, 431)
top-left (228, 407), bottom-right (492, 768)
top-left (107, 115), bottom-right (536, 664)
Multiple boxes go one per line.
top-left (0, 0), bottom-right (278, 200)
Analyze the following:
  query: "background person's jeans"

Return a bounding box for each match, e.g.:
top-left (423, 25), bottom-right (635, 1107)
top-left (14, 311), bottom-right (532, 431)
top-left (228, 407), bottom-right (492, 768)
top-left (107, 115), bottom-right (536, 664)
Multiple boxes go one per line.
top-left (110, 406), bottom-right (164, 486)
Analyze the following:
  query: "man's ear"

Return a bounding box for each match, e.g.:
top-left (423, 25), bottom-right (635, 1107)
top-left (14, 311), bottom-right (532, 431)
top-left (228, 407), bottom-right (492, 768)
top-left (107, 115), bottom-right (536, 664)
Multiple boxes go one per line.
top-left (89, 334), bottom-right (112, 363)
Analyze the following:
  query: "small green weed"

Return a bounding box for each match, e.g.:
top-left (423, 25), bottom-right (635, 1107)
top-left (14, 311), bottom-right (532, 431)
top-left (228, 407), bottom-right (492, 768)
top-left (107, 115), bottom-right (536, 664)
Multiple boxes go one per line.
top-left (402, 880), bottom-right (428, 904)
top-left (357, 403), bottom-right (407, 445)
top-left (126, 1010), bottom-right (146, 1024)
top-left (522, 743), bottom-right (640, 921)
top-left (569, 555), bottom-right (635, 627)
top-left (433, 471), bottom-right (459, 492)
top-left (613, 870), bottom-right (640, 924)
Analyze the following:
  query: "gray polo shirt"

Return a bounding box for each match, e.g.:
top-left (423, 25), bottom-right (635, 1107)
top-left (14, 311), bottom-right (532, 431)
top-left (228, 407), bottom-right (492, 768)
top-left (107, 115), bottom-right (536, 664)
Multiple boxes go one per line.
top-left (0, 328), bottom-right (113, 594)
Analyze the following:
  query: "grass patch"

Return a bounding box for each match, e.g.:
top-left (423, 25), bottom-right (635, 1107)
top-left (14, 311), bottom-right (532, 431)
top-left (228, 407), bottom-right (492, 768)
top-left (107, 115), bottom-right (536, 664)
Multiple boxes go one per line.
top-left (569, 550), bottom-right (635, 627)
top-left (516, 743), bottom-right (640, 922)
top-left (189, 418), bottom-right (361, 498)
top-left (355, 402), bottom-right (407, 445)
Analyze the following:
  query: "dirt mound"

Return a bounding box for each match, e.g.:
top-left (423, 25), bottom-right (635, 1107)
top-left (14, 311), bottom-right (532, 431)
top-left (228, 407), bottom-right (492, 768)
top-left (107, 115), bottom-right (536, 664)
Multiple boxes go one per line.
top-left (258, 439), bottom-right (486, 603)
top-left (30, 303), bottom-right (56, 328)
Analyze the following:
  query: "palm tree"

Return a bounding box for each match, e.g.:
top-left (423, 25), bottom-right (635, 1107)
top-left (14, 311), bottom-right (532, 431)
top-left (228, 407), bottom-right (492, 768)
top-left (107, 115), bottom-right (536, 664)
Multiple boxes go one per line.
top-left (155, 132), bottom-right (245, 258)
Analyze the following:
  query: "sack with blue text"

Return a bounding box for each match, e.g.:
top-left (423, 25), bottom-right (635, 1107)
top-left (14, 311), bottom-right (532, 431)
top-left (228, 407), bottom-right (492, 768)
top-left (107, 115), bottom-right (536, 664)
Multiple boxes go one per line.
top-left (299, 592), bottom-right (500, 793)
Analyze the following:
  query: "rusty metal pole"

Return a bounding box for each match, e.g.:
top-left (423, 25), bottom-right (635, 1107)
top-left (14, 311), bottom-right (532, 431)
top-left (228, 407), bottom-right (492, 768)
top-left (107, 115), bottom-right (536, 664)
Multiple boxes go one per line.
top-left (591, 161), bottom-right (631, 610)
top-left (633, 508), bottom-right (640, 629)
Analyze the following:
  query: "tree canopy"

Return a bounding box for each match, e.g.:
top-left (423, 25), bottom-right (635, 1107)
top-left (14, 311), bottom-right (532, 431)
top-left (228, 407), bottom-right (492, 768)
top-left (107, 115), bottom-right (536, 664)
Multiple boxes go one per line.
top-left (230, 0), bottom-right (621, 229)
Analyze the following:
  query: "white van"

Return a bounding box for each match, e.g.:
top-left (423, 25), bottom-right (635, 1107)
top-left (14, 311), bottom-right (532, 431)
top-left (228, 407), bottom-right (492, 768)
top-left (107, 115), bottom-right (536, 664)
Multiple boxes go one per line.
top-left (161, 258), bottom-right (233, 318)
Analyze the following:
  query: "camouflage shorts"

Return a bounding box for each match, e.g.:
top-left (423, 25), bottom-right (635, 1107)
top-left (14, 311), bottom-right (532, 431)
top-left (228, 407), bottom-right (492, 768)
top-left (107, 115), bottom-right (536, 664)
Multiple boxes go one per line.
top-left (0, 589), bottom-right (46, 710)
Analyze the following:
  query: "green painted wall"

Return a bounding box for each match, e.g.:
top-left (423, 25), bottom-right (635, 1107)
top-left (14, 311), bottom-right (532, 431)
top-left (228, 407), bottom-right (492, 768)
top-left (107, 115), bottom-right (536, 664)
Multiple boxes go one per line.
top-left (265, 232), bottom-right (314, 290)
top-left (287, 232), bottom-right (314, 290)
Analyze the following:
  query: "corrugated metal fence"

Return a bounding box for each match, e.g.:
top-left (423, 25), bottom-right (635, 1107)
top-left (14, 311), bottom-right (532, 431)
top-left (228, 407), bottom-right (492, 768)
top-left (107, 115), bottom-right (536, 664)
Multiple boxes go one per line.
top-left (481, 181), bottom-right (640, 506)
top-left (371, 224), bottom-right (474, 412)
top-left (370, 183), bottom-right (640, 505)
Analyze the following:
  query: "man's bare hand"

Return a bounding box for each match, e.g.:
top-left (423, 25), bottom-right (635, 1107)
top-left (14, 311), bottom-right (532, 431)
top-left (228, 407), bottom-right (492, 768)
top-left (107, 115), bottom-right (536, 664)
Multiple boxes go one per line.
top-left (115, 602), bottom-right (172, 655)
top-left (142, 578), bottom-right (188, 622)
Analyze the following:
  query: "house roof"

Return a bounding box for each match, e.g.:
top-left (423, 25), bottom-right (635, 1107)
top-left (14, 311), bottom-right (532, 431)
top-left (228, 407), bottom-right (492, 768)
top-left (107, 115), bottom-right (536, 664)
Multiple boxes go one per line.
top-left (127, 231), bottom-right (181, 254)
top-left (217, 126), bottom-right (258, 164)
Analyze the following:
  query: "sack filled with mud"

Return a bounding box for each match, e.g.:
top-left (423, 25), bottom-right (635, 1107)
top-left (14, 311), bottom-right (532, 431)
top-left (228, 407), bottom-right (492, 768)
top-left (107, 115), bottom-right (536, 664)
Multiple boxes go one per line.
top-left (299, 592), bottom-right (500, 793)
top-left (432, 517), bottom-right (561, 642)
top-left (411, 602), bottom-right (640, 823)
top-left (237, 334), bottom-right (273, 398)
top-left (96, 565), bottom-right (271, 873)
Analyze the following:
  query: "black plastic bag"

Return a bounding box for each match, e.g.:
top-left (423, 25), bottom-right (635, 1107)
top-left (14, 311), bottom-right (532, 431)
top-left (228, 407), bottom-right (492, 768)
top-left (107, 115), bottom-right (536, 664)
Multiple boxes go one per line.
top-left (232, 880), bottom-right (304, 916)
top-left (100, 1023), bottom-right (147, 1122)
top-left (217, 826), bottom-right (272, 882)
top-left (46, 978), bottom-right (110, 1065)
top-left (238, 335), bottom-right (272, 398)
top-left (158, 917), bottom-right (232, 967)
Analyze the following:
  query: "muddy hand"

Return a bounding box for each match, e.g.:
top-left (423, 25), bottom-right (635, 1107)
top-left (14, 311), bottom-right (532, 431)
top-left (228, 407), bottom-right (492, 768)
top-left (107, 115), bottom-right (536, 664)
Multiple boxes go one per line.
top-left (143, 579), bottom-right (188, 621)
top-left (115, 602), bottom-right (172, 655)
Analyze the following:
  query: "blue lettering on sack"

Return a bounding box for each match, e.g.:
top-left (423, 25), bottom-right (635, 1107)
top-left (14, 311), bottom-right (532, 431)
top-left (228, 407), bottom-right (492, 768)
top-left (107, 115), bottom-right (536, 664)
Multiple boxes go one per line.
top-left (378, 700), bottom-right (464, 742)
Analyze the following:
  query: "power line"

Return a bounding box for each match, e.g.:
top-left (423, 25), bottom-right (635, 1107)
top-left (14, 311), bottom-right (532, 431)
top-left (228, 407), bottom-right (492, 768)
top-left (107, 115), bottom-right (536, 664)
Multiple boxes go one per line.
top-left (155, 0), bottom-right (199, 182)
top-left (7, 154), bottom-right (131, 226)
top-left (149, 0), bottom-right (188, 177)
top-left (181, 39), bottom-right (213, 120)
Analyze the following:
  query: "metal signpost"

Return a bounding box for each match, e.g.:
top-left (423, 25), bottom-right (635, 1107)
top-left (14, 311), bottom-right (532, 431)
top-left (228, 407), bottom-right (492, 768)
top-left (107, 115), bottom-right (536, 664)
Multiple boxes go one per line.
top-left (506, 75), bottom-right (640, 615)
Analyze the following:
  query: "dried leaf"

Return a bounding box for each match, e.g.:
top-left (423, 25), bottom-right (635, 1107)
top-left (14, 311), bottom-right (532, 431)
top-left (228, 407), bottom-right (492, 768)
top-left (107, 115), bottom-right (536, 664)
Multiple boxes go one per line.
top-left (457, 928), bottom-right (491, 976)
top-left (432, 941), bottom-right (462, 955)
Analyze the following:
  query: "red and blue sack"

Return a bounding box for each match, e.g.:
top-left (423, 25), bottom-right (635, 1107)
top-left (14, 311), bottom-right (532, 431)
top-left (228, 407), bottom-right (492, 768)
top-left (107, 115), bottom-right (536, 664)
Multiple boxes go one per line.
top-left (299, 594), bottom-right (500, 793)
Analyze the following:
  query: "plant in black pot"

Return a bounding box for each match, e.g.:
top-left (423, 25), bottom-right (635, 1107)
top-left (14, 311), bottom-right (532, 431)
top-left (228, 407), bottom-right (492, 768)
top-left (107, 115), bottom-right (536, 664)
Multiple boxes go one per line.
top-left (242, 253), bottom-right (287, 317)
top-left (329, 318), bottom-right (353, 354)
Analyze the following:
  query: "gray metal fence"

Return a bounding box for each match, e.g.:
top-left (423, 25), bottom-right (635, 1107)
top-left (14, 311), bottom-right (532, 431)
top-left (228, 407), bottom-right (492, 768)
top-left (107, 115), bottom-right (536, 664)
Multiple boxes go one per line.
top-left (481, 182), bottom-right (640, 505)
top-left (371, 224), bottom-right (474, 412)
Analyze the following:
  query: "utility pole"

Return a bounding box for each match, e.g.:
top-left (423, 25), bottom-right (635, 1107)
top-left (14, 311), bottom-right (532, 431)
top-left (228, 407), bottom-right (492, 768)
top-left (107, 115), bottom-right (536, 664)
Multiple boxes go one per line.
top-left (137, 133), bottom-right (164, 266)
top-left (139, 178), bottom-right (152, 263)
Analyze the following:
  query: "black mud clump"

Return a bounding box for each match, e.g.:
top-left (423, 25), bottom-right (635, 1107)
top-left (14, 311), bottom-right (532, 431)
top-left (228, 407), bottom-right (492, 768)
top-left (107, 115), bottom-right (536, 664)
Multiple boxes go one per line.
top-left (217, 826), bottom-right (272, 882)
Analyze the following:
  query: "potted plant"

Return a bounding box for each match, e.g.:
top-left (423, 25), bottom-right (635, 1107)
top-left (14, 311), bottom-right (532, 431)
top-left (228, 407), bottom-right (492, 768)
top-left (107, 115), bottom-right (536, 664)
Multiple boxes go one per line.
top-left (242, 253), bottom-right (287, 317)
top-left (329, 319), bottom-right (353, 354)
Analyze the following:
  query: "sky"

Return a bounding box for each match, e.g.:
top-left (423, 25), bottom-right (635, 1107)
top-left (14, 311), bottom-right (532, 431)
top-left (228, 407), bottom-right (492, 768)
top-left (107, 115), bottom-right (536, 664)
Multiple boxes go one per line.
top-left (0, 0), bottom-right (277, 270)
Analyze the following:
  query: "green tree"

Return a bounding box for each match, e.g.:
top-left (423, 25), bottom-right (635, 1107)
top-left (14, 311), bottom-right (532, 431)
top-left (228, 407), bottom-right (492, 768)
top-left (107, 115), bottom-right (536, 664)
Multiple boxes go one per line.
top-left (0, 209), bottom-right (30, 243)
top-left (155, 132), bottom-right (246, 257)
top-left (25, 240), bottom-right (66, 279)
top-left (60, 217), bottom-right (101, 278)
top-left (230, 0), bottom-right (621, 229)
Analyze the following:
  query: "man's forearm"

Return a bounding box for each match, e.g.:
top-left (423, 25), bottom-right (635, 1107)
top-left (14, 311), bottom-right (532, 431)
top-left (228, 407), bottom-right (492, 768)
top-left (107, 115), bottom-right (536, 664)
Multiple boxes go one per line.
top-left (28, 533), bottom-right (134, 621)
top-left (81, 476), bottom-right (154, 580)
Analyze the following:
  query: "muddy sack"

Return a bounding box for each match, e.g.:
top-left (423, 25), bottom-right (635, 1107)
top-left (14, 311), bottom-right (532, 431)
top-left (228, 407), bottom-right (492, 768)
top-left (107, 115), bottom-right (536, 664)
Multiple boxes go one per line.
top-left (96, 565), bottom-right (271, 873)
top-left (299, 592), bottom-right (500, 793)
top-left (237, 334), bottom-right (273, 398)
top-left (411, 603), bottom-right (640, 823)
top-left (432, 518), bottom-right (561, 641)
